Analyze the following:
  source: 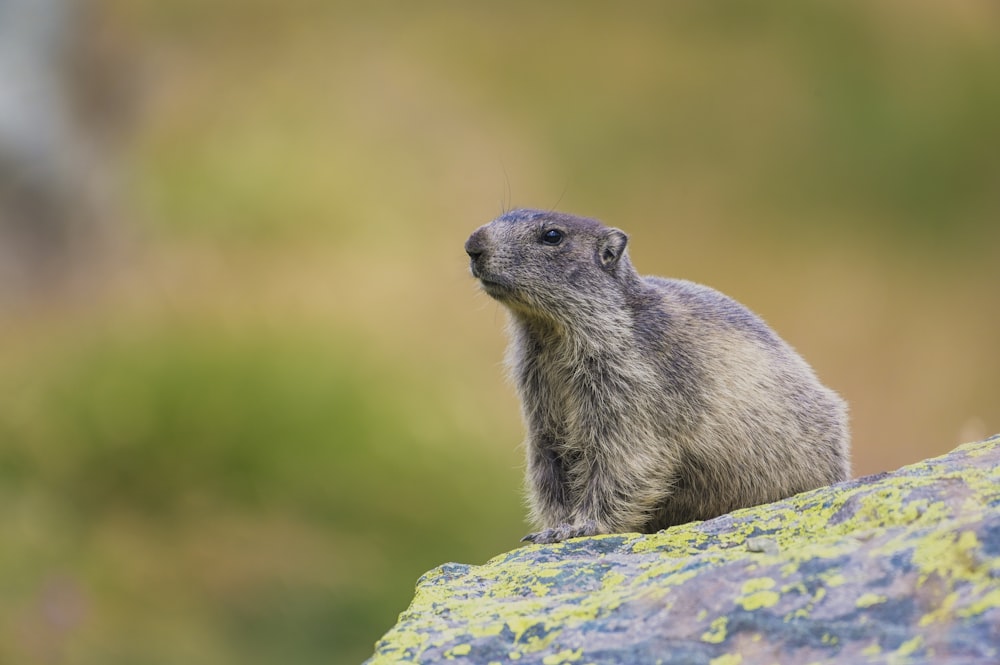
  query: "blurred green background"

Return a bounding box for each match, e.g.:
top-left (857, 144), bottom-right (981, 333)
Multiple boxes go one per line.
top-left (1, 1), bottom-right (998, 663)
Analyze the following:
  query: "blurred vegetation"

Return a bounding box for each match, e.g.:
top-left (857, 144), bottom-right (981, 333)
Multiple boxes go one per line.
top-left (1, 1), bottom-right (998, 663)
top-left (0, 322), bottom-right (523, 663)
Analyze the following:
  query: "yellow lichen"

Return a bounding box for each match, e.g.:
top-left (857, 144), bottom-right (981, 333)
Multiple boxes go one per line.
top-left (541, 648), bottom-right (583, 665)
top-left (894, 635), bottom-right (924, 660)
top-left (957, 586), bottom-right (1000, 618)
top-left (738, 591), bottom-right (780, 610)
top-left (530, 582), bottom-right (552, 596)
top-left (709, 653), bottom-right (742, 665)
top-left (856, 593), bottom-right (887, 608)
top-left (862, 642), bottom-right (882, 656)
top-left (700, 616), bottom-right (728, 644)
top-left (741, 578), bottom-right (776, 593)
top-left (919, 591), bottom-right (958, 626)
top-left (913, 530), bottom-right (981, 586)
top-left (823, 572), bottom-right (847, 587)
top-left (736, 577), bottom-right (781, 610)
top-left (445, 643), bottom-right (471, 658)
top-left (601, 570), bottom-right (627, 590)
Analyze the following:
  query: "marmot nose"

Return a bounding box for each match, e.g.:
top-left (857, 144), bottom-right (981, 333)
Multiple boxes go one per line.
top-left (465, 228), bottom-right (488, 261)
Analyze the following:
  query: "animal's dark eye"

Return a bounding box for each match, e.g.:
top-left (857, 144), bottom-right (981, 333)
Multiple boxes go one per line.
top-left (541, 229), bottom-right (563, 245)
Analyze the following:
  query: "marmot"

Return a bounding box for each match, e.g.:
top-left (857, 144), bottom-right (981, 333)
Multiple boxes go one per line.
top-left (465, 209), bottom-right (850, 544)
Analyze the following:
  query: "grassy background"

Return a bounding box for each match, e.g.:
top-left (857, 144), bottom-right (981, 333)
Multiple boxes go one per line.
top-left (1, 1), bottom-right (998, 663)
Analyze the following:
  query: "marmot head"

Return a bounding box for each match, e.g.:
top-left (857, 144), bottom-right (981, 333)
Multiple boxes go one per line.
top-left (465, 209), bottom-right (635, 319)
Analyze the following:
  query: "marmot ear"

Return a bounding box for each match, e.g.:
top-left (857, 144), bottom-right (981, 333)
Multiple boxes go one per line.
top-left (598, 228), bottom-right (628, 270)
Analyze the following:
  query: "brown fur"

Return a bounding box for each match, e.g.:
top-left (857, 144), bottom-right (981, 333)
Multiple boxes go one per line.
top-left (466, 209), bottom-right (850, 544)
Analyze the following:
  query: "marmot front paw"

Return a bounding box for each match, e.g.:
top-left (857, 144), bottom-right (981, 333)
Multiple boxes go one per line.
top-left (521, 521), bottom-right (600, 544)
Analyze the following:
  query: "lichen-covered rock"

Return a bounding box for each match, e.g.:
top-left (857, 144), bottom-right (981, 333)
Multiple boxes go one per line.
top-left (366, 435), bottom-right (1000, 664)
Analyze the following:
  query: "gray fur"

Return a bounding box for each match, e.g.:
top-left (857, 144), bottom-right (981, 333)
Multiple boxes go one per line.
top-left (465, 209), bottom-right (850, 544)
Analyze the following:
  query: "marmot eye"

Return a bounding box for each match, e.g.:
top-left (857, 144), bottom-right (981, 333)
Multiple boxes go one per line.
top-left (541, 229), bottom-right (563, 245)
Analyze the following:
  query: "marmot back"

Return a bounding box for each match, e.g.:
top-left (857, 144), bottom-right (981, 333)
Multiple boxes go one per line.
top-left (465, 209), bottom-right (850, 544)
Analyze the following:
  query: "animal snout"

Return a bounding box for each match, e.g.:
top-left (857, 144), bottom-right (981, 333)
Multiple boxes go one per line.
top-left (465, 227), bottom-right (489, 262)
top-left (465, 228), bottom-right (495, 280)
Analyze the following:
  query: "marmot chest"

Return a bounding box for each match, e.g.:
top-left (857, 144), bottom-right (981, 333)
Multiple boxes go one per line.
top-left (524, 344), bottom-right (656, 441)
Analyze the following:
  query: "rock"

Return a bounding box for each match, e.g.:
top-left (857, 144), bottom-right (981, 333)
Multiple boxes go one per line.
top-left (366, 435), bottom-right (1000, 664)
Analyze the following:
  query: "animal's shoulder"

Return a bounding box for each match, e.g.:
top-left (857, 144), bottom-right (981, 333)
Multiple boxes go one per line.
top-left (640, 276), bottom-right (781, 347)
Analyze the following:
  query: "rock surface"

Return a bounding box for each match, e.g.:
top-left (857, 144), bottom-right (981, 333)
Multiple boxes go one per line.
top-left (366, 435), bottom-right (1000, 664)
